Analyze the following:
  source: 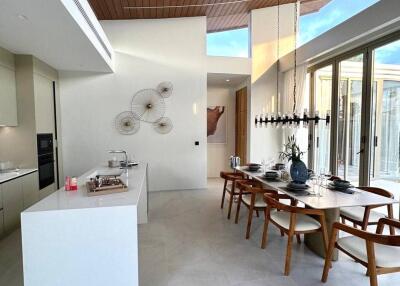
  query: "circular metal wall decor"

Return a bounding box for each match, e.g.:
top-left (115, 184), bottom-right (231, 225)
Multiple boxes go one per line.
top-left (153, 117), bottom-right (173, 134)
top-left (114, 111), bottom-right (140, 135)
top-left (131, 89), bottom-right (166, 123)
top-left (157, 81), bottom-right (173, 98)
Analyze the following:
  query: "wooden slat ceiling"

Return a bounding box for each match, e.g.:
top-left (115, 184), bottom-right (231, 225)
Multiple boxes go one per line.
top-left (88, 0), bottom-right (330, 33)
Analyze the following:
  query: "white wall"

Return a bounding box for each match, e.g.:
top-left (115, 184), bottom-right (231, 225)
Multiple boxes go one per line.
top-left (249, 4), bottom-right (296, 163)
top-left (59, 17), bottom-right (207, 192)
top-left (207, 56), bottom-right (251, 75)
top-left (207, 86), bottom-right (235, 177)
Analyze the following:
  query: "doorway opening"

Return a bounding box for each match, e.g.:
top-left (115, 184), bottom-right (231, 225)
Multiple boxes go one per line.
top-left (207, 73), bottom-right (250, 178)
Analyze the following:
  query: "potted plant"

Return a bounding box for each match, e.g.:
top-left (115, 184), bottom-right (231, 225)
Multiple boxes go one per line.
top-left (279, 135), bottom-right (308, 183)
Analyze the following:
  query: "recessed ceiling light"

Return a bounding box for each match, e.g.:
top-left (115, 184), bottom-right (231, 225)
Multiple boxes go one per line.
top-left (225, 79), bottom-right (230, 82)
top-left (17, 14), bottom-right (28, 21)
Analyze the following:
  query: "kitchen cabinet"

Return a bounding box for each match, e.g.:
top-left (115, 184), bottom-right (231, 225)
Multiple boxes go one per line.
top-left (22, 173), bottom-right (39, 208)
top-left (0, 63), bottom-right (18, 126)
top-left (2, 179), bottom-right (23, 233)
top-left (0, 47), bottom-right (18, 126)
top-left (0, 171), bottom-right (39, 236)
top-left (0, 187), bottom-right (3, 238)
top-left (34, 73), bottom-right (55, 133)
top-left (0, 210), bottom-right (4, 238)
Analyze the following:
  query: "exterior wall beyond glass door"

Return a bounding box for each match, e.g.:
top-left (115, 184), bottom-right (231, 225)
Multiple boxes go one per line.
top-left (369, 39), bottom-right (400, 218)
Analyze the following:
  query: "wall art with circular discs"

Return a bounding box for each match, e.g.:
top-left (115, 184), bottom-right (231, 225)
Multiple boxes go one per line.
top-left (114, 82), bottom-right (173, 135)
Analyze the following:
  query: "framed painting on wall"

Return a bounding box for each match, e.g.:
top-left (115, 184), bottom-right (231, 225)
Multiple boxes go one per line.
top-left (207, 106), bottom-right (226, 144)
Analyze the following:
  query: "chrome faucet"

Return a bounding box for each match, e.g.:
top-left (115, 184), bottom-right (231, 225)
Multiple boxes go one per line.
top-left (108, 150), bottom-right (128, 168)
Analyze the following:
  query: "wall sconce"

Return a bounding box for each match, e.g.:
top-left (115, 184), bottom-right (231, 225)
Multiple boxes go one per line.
top-left (192, 103), bottom-right (197, 115)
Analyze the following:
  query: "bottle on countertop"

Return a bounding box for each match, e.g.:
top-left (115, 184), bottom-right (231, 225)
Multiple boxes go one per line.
top-left (70, 177), bottom-right (78, 191)
top-left (65, 176), bottom-right (71, 191)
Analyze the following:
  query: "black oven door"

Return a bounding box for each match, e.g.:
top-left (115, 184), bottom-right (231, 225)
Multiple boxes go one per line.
top-left (38, 153), bottom-right (55, 190)
top-left (37, 134), bottom-right (53, 156)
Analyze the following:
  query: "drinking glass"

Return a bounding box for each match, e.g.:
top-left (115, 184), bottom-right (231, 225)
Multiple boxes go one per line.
top-left (312, 176), bottom-right (321, 197)
top-left (261, 158), bottom-right (266, 172)
top-left (324, 171), bottom-right (332, 186)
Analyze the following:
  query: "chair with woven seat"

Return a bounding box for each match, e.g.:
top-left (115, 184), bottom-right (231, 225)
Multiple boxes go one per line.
top-left (261, 193), bottom-right (329, 276)
top-left (340, 187), bottom-right (395, 235)
top-left (322, 218), bottom-right (400, 286)
top-left (219, 171), bottom-right (246, 219)
top-left (234, 179), bottom-right (277, 239)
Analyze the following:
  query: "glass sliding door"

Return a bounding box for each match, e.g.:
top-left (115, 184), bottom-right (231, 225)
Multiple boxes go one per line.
top-left (308, 33), bottom-right (400, 200)
top-left (337, 54), bottom-right (364, 184)
top-left (369, 39), bottom-right (400, 215)
top-left (313, 65), bottom-right (333, 173)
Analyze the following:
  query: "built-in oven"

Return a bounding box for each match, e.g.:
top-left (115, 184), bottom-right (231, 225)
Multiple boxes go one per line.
top-left (37, 133), bottom-right (55, 190)
top-left (37, 134), bottom-right (53, 156)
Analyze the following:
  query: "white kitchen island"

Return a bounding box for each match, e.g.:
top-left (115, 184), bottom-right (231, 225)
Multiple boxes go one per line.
top-left (21, 163), bottom-right (148, 286)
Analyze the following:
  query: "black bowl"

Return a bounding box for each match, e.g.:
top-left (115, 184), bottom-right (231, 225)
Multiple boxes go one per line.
top-left (248, 163), bottom-right (261, 171)
top-left (333, 179), bottom-right (351, 187)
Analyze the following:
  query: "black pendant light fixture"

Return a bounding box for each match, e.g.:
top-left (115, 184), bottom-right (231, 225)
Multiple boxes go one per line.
top-left (255, 0), bottom-right (330, 128)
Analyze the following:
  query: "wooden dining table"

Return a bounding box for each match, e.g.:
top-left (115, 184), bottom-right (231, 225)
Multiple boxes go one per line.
top-left (235, 166), bottom-right (398, 260)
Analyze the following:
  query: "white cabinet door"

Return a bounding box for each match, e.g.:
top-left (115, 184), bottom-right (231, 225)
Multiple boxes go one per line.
top-left (2, 179), bottom-right (23, 233)
top-left (34, 74), bottom-right (54, 133)
top-left (0, 210), bottom-right (4, 238)
top-left (22, 172), bottom-right (39, 209)
top-left (0, 65), bottom-right (18, 126)
top-left (0, 183), bottom-right (3, 210)
top-left (39, 183), bottom-right (55, 200)
top-left (0, 185), bottom-right (3, 238)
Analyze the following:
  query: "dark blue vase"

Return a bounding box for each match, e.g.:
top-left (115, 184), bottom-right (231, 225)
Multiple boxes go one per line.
top-left (290, 160), bottom-right (308, 183)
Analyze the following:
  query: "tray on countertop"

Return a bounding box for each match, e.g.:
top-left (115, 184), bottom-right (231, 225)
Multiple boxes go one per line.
top-left (86, 176), bottom-right (127, 196)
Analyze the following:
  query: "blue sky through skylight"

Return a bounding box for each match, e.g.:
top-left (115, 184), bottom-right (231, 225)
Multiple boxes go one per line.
top-left (207, 28), bottom-right (249, 58)
top-left (299, 0), bottom-right (380, 46)
top-left (206, 0), bottom-right (399, 64)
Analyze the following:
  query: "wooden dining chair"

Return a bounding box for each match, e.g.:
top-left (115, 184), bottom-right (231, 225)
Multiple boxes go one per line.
top-left (219, 171), bottom-right (245, 219)
top-left (340, 187), bottom-right (395, 235)
top-left (322, 218), bottom-right (400, 286)
top-left (261, 193), bottom-right (329, 276)
top-left (234, 179), bottom-right (277, 239)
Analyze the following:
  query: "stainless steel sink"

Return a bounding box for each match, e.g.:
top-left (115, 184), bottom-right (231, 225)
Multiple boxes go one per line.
top-left (86, 169), bottom-right (124, 179)
top-left (0, 168), bottom-right (20, 174)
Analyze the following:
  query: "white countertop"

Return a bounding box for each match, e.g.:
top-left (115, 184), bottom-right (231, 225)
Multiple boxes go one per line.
top-left (0, 169), bottom-right (38, 184)
top-left (236, 166), bottom-right (398, 209)
top-left (24, 164), bottom-right (147, 213)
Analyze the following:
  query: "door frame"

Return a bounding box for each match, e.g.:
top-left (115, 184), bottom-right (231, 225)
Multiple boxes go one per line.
top-left (235, 86), bottom-right (248, 164)
top-left (308, 31), bottom-right (400, 186)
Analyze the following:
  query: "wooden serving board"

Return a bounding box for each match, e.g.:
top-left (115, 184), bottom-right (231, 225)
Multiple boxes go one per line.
top-left (86, 181), bottom-right (128, 197)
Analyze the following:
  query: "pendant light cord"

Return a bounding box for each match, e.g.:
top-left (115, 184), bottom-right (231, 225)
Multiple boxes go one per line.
top-left (277, 0), bottom-right (280, 109)
top-left (293, 0), bottom-right (298, 114)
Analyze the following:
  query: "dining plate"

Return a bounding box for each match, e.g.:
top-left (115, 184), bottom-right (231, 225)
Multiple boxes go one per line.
top-left (327, 186), bottom-right (356, 194)
top-left (328, 183), bottom-right (353, 189)
top-left (288, 182), bottom-right (309, 190)
top-left (283, 187), bottom-right (311, 196)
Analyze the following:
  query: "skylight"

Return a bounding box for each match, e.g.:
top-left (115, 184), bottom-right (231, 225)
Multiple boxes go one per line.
top-left (207, 28), bottom-right (249, 58)
top-left (299, 0), bottom-right (380, 46)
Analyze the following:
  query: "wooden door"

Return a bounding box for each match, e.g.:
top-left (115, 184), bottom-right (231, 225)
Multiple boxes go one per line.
top-left (235, 87), bottom-right (248, 164)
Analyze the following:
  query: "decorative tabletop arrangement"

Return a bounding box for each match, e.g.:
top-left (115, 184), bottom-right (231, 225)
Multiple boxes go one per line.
top-left (279, 135), bottom-right (308, 184)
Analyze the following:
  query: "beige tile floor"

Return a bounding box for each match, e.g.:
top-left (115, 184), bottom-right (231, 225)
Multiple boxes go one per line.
top-left (1, 178), bottom-right (399, 286)
top-left (139, 178), bottom-right (400, 286)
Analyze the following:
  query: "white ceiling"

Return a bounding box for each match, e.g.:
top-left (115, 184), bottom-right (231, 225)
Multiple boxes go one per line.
top-left (0, 0), bottom-right (113, 72)
top-left (207, 73), bottom-right (249, 88)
